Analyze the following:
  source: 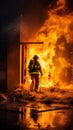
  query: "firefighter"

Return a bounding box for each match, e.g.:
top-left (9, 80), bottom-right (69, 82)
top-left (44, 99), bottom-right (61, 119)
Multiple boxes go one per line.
top-left (28, 55), bottom-right (43, 92)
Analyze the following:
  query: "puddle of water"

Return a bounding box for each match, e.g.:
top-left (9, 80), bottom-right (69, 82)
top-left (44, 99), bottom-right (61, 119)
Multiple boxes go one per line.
top-left (17, 103), bottom-right (73, 130)
top-left (0, 102), bottom-right (73, 130)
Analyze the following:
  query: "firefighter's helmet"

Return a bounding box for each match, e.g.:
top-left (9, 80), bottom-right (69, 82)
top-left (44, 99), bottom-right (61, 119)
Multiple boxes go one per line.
top-left (33, 55), bottom-right (39, 59)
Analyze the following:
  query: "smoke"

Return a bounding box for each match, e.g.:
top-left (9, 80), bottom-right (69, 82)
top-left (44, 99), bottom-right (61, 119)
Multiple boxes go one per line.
top-left (2, 0), bottom-right (73, 34)
top-left (66, 0), bottom-right (73, 12)
top-left (3, 19), bottom-right (20, 33)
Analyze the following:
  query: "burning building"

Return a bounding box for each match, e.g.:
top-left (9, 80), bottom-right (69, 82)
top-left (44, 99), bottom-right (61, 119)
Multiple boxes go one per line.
top-left (0, 0), bottom-right (73, 93)
top-left (20, 0), bottom-right (73, 91)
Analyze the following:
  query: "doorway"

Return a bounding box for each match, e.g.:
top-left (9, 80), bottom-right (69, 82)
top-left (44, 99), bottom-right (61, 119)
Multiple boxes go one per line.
top-left (20, 42), bottom-right (43, 89)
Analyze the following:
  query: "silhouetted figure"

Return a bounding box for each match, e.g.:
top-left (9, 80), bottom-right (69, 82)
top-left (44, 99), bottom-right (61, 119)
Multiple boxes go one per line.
top-left (28, 55), bottom-right (42, 92)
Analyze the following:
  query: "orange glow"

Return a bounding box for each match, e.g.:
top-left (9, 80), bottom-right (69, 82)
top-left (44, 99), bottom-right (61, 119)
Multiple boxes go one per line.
top-left (20, 45), bottom-right (22, 86)
top-left (20, 0), bottom-right (73, 89)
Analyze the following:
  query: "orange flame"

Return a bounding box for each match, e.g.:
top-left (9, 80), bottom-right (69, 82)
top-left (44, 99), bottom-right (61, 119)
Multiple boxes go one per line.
top-left (21, 0), bottom-right (73, 89)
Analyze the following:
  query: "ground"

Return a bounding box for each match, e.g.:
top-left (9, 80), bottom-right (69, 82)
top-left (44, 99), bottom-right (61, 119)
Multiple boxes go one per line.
top-left (0, 87), bottom-right (73, 130)
top-left (0, 87), bottom-right (73, 105)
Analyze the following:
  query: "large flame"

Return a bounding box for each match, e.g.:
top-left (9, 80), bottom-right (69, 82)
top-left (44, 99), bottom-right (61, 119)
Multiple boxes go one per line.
top-left (21, 0), bottom-right (73, 89)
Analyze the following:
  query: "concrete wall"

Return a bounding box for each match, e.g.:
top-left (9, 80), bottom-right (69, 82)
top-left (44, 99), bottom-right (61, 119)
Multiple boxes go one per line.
top-left (7, 29), bottom-right (20, 93)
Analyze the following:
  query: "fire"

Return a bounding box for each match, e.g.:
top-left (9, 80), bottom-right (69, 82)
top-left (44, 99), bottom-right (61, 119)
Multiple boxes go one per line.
top-left (20, 0), bottom-right (73, 89)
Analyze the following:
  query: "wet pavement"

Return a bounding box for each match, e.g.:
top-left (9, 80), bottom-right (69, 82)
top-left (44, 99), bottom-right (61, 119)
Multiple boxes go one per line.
top-left (0, 102), bottom-right (73, 130)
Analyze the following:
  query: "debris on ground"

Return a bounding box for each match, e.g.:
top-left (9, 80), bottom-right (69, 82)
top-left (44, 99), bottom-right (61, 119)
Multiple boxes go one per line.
top-left (0, 87), bottom-right (73, 105)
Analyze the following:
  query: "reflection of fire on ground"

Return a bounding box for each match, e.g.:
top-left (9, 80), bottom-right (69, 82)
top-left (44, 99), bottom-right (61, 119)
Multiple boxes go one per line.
top-left (20, 0), bottom-right (73, 90)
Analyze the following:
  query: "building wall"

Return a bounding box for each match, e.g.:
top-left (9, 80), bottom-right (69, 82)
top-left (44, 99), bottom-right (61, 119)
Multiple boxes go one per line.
top-left (7, 29), bottom-right (20, 93)
top-left (0, 44), bottom-right (7, 92)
